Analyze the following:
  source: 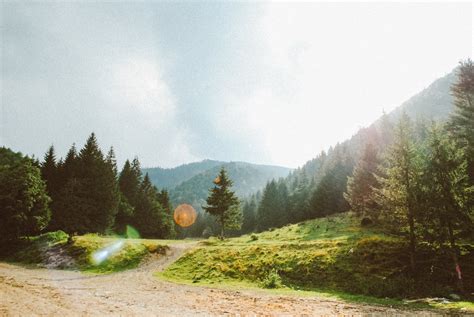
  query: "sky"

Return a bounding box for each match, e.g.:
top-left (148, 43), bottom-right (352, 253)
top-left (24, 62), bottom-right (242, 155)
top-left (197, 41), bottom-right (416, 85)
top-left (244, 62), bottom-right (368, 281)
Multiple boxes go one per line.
top-left (1, 2), bottom-right (472, 169)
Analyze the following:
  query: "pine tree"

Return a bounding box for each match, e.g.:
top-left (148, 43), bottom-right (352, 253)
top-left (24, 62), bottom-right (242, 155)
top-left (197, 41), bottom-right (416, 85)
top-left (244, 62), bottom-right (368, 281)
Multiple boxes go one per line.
top-left (119, 159), bottom-right (141, 206)
top-left (421, 124), bottom-right (473, 292)
top-left (276, 180), bottom-right (289, 227)
top-left (310, 157), bottom-right (352, 218)
top-left (50, 143), bottom-right (81, 231)
top-left (103, 146), bottom-right (120, 231)
top-left (78, 133), bottom-right (119, 233)
top-left (156, 189), bottom-right (175, 238)
top-left (115, 159), bottom-right (140, 233)
top-left (344, 142), bottom-right (381, 220)
top-left (375, 112), bottom-right (422, 275)
top-left (257, 180), bottom-right (279, 231)
top-left (241, 198), bottom-right (257, 233)
top-left (449, 59), bottom-right (474, 191)
top-left (59, 143), bottom-right (80, 186)
top-left (41, 146), bottom-right (60, 230)
top-left (41, 145), bottom-right (58, 196)
top-left (106, 147), bottom-right (118, 177)
top-left (133, 174), bottom-right (168, 238)
top-left (203, 168), bottom-right (240, 239)
top-left (288, 172), bottom-right (311, 223)
top-left (53, 133), bottom-right (120, 234)
top-left (378, 110), bottom-right (394, 148)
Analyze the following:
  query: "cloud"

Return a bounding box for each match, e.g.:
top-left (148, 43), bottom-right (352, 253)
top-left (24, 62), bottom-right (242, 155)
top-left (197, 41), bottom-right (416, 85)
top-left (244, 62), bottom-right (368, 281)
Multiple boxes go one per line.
top-left (1, 2), bottom-right (471, 169)
top-left (210, 2), bottom-right (472, 168)
top-left (1, 2), bottom-right (197, 168)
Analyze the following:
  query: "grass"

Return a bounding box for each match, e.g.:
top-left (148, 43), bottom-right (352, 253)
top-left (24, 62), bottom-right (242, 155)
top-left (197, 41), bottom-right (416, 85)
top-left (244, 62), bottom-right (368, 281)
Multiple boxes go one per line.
top-left (160, 213), bottom-right (474, 313)
top-left (2, 231), bottom-right (172, 273)
top-left (158, 269), bottom-right (470, 313)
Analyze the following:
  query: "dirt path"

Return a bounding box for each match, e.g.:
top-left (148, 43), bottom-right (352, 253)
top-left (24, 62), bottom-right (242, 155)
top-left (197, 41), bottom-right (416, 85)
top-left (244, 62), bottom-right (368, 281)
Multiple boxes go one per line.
top-left (0, 243), bottom-right (439, 316)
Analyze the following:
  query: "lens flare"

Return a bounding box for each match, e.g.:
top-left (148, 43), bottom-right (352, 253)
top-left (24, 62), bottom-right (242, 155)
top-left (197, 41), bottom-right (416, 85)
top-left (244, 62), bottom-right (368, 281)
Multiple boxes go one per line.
top-left (91, 240), bottom-right (125, 265)
top-left (173, 204), bottom-right (197, 228)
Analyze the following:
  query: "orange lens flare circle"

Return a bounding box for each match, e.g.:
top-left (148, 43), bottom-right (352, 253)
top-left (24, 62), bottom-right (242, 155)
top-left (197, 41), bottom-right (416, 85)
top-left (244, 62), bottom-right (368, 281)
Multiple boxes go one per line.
top-left (173, 204), bottom-right (197, 228)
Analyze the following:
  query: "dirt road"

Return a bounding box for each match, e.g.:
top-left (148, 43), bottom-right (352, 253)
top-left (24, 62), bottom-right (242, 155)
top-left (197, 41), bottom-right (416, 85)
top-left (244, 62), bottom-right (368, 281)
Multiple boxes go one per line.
top-left (0, 243), bottom-right (439, 316)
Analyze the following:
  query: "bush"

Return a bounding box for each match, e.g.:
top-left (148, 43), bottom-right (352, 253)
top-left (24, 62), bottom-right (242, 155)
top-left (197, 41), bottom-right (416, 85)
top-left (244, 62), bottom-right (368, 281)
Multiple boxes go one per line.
top-left (360, 217), bottom-right (373, 227)
top-left (250, 234), bottom-right (258, 241)
top-left (261, 268), bottom-right (282, 288)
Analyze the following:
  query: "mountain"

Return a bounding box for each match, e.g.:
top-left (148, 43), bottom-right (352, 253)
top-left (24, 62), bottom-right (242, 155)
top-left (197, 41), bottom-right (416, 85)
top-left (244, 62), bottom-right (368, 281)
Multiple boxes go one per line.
top-left (295, 69), bottom-right (456, 182)
top-left (386, 70), bottom-right (454, 122)
top-left (249, 68), bottom-right (459, 230)
top-left (142, 159), bottom-right (224, 189)
top-left (169, 162), bottom-right (292, 211)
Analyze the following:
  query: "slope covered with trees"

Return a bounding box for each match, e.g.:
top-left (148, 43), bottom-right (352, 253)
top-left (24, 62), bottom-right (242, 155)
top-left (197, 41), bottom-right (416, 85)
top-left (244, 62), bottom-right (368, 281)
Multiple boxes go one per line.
top-left (170, 162), bottom-right (291, 210)
top-left (142, 159), bottom-right (224, 190)
top-left (170, 162), bottom-right (290, 237)
top-left (251, 68), bottom-right (459, 232)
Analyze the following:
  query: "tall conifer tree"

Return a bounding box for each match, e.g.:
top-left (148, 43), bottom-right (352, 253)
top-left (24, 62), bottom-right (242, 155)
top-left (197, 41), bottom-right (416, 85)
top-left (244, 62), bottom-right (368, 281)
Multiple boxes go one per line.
top-left (203, 168), bottom-right (240, 239)
top-left (344, 143), bottom-right (380, 219)
top-left (375, 113), bottom-right (421, 275)
top-left (449, 59), bottom-right (474, 203)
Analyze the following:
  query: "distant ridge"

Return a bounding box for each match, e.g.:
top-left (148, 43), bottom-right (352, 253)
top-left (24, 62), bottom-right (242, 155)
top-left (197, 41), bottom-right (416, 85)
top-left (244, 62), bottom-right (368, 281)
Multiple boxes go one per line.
top-left (142, 159), bottom-right (224, 189)
top-left (143, 160), bottom-right (291, 198)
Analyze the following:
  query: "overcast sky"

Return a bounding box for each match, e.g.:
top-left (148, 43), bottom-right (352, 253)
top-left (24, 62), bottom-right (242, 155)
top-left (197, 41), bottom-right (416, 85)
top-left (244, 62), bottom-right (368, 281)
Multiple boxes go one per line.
top-left (1, 2), bottom-right (472, 168)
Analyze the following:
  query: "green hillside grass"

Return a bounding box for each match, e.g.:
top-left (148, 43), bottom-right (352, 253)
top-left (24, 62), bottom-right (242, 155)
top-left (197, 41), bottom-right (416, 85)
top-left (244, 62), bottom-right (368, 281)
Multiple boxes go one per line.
top-left (160, 213), bottom-right (474, 311)
top-left (1, 231), bottom-right (171, 273)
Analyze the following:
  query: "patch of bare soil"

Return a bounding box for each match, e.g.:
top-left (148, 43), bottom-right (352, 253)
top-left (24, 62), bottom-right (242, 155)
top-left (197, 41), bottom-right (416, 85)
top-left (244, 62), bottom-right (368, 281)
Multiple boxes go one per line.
top-left (0, 243), bottom-right (441, 316)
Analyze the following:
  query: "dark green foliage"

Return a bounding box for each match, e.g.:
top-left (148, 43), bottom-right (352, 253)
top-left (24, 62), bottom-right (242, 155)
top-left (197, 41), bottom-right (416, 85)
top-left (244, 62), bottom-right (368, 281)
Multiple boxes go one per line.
top-left (0, 147), bottom-right (51, 242)
top-left (257, 180), bottom-right (289, 231)
top-left (115, 159), bottom-right (140, 233)
top-left (419, 124), bottom-right (473, 291)
top-left (49, 144), bottom-right (80, 231)
top-left (41, 146), bottom-right (59, 197)
top-left (203, 168), bottom-right (241, 239)
top-left (117, 160), bottom-right (174, 238)
top-left (156, 189), bottom-right (176, 238)
top-left (133, 174), bottom-right (168, 238)
top-left (34, 134), bottom-right (173, 238)
top-left (69, 133), bottom-right (119, 233)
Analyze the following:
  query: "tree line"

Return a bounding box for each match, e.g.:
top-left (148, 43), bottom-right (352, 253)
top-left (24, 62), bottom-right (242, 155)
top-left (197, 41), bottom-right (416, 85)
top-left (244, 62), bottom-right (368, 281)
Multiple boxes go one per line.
top-left (0, 133), bottom-right (175, 242)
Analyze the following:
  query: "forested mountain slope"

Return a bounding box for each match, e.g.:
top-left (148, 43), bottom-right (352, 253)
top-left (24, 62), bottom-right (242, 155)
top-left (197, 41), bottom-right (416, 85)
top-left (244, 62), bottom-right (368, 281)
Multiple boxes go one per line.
top-left (251, 69), bottom-right (458, 232)
top-left (170, 162), bottom-right (291, 212)
top-left (142, 159), bottom-right (224, 189)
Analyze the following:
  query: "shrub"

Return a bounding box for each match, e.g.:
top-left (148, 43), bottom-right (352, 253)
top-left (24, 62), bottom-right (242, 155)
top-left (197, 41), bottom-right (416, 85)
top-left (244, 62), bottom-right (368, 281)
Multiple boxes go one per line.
top-left (261, 268), bottom-right (282, 288)
top-left (360, 217), bottom-right (373, 227)
top-left (250, 234), bottom-right (258, 241)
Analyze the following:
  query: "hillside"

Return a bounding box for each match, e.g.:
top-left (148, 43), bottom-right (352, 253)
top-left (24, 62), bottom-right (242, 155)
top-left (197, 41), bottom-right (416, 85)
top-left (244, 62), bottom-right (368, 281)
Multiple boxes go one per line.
top-left (387, 70), bottom-right (455, 122)
top-left (170, 161), bottom-right (292, 211)
top-left (142, 159), bottom-right (224, 189)
top-left (255, 69), bottom-right (458, 228)
top-left (4, 231), bottom-right (467, 315)
top-left (162, 212), bottom-right (474, 309)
